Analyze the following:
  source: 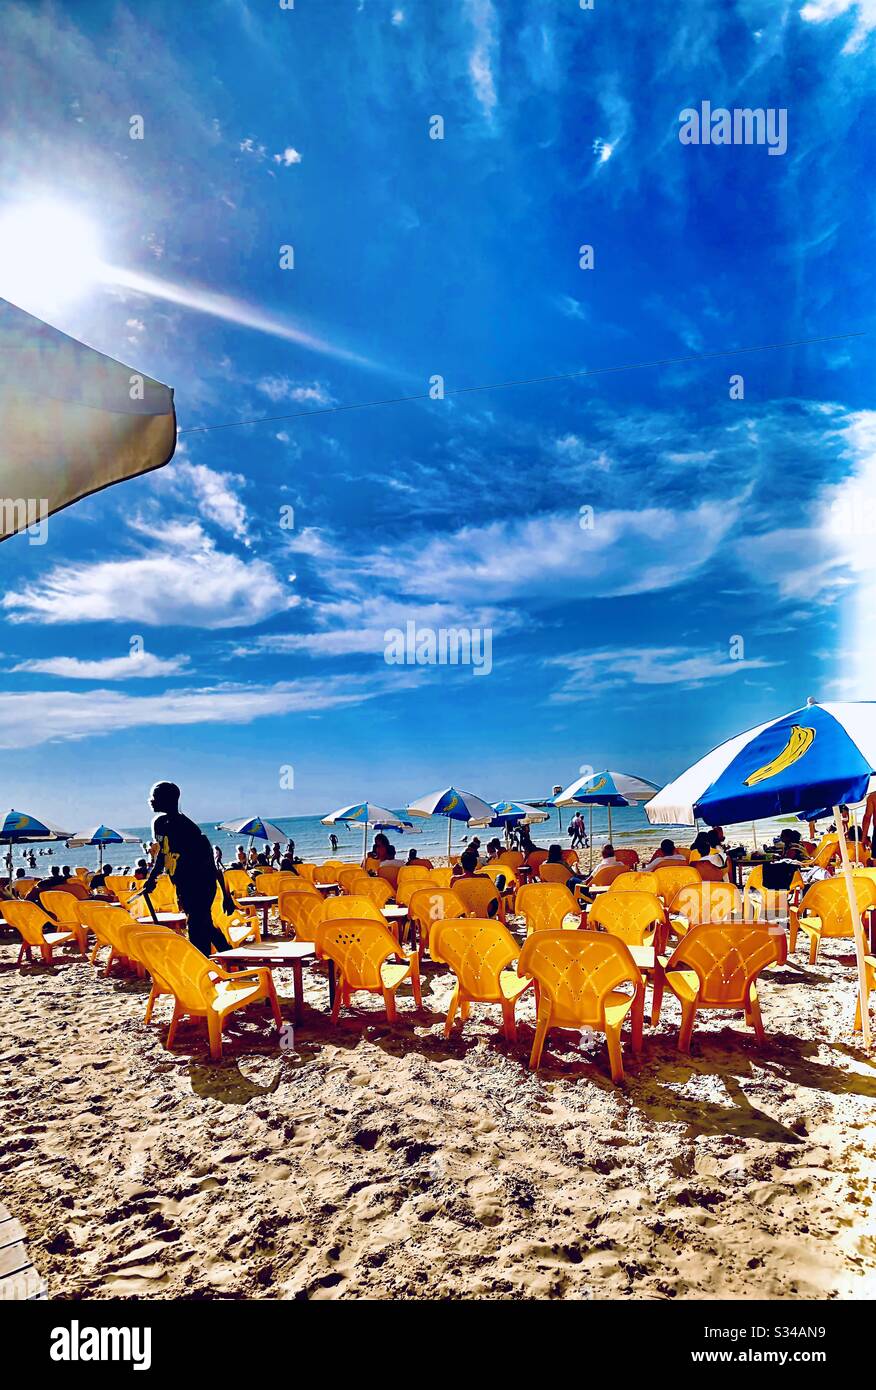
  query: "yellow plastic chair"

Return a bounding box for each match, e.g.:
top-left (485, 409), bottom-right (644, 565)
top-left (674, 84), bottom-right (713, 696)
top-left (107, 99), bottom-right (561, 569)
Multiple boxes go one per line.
top-left (854, 955), bottom-right (876, 1035)
top-left (480, 861), bottom-right (517, 891)
top-left (315, 918), bottom-right (422, 1022)
top-left (148, 875), bottom-right (179, 912)
top-left (590, 863), bottom-right (628, 888)
top-left (407, 886), bottom-right (468, 957)
top-left (515, 882), bottom-right (581, 935)
top-left (2, 900), bottom-right (82, 965)
top-left (39, 889), bottom-right (89, 953)
top-left (589, 890), bottom-right (668, 1024)
top-left (319, 895), bottom-right (385, 925)
top-left (497, 851), bottom-right (525, 870)
top-left (394, 874), bottom-right (436, 907)
top-left (652, 864), bottom-right (700, 910)
top-left (136, 930), bottom-right (282, 1059)
top-left (278, 891), bottom-right (324, 942)
top-left (790, 877), bottom-right (876, 962)
top-left (609, 870), bottom-right (660, 895)
top-left (253, 870), bottom-right (299, 897)
top-left (77, 901), bottom-right (148, 975)
top-left (430, 867), bottom-right (455, 888)
top-left (669, 881), bottom-right (745, 937)
top-left (105, 873), bottom-right (138, 899)
top-left (224, 868), bottom-right (254, 896)
top-left (11, 877), bottom-right (39, 897)
top-left (350, 876), bottom-right (395, 911)
top-left (538, 862), bottom-right (573, 886)
top-left (517, 929), bottom-right (644, 1082)
top-left (430, 918), bottom-right (532, 1040)
top-left (212, 890), bottom-right (261, 948)
top-left (396, 865), bottom-right (433, 894)
top-left (451, 875), bottom-right (501, 920)
top-left (663, 923), bottom-right (787, 1052)
top-left (295, 863), bottom-right (319, 885)
top-left (338, 866), bottom-right (369, 895)
top-left (73, 866), bottom-right (90, 881)
top-left (743, 864), bottom-right (804, 922)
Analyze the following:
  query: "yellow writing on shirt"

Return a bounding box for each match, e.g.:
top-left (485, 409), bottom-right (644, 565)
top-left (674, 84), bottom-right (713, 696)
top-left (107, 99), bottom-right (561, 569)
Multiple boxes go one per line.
top-left (161, 836), bottom-right (179, 878)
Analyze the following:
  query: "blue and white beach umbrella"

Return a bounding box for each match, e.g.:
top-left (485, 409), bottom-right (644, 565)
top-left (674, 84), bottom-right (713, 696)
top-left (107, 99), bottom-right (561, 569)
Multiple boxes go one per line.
top-left (217, 815), bottom-right (289, 848)
top-left (554, 770), bottom-right (660, 860)
top-left (407, 786), bottom-right (494, 858)
top-left (0, 808), bottom-right (73, 873)
top-left (68, 823), bottom-right (140, 867)
top-left (468, 800), bottom-right (550, 829)
top-left (646, 699), bottom-right (876, 1046)
top-left (321, 802), bottom-right (409, 855)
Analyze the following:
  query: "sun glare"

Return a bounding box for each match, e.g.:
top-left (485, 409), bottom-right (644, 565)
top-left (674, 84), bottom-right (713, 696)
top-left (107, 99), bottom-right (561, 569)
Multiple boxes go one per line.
top-left (0, 199), bottom-right (104, 317)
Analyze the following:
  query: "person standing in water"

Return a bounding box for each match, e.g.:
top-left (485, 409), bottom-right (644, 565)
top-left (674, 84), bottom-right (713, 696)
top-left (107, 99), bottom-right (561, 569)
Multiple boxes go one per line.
top-left (142, 781), bottom-right (234, 956)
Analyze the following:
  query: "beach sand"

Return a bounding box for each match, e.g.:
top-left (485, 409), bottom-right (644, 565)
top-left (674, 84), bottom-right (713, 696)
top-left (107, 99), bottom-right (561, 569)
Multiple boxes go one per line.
top-left (2, 925), bottom-right (876, 1301)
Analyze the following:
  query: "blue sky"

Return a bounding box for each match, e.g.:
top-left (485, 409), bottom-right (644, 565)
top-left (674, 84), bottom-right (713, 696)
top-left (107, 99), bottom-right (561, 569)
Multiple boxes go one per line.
top-left (0, 0), bottom-right (874, 827)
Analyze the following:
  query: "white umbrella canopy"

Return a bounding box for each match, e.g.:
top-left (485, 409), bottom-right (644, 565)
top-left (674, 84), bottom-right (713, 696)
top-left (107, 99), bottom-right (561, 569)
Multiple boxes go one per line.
top-left (0, 298), bottom-right (175, 541)
top-left (321, 803), bottom-right (409, 856)
top-left (217, 816), bottom-right (289, 845)
top-left (554, 770), bottom-right (659, 807)
top-left (407, 786), bottom-right (494, 859)
top-left (646, 699), bottom-right (876, 1046)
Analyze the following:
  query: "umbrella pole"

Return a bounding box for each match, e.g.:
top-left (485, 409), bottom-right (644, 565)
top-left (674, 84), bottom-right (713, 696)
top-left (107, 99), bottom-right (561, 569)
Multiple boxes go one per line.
top-left (557, 806), bottom-right (562, 836)
top-left (447, 817), bottom-right (452, 864)
top-left (608, 805), bottom-right (613, 844)
top-left (363, 822), bottom-right (368, 862)
top-left (852, 806), bottom-right (860, 862)
top-left (589, 806), bottom-right (593, 873)
top-left (834, 802), bottom-right (871, 1049)
top-left (751, 821), bottom-right (758, 854)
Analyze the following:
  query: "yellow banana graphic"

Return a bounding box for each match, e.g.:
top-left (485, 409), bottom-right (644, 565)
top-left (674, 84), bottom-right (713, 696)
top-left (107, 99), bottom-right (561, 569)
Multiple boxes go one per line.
top-left (589, 776), bottom-right (607, 791)
top-left (743, 725), bottom-right (815, 786)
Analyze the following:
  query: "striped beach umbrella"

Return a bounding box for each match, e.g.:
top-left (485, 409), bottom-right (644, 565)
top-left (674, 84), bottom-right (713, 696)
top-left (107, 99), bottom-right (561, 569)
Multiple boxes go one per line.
top-left (406, 787), bottom-right (494, 859)
top-left (646, 698), bottom-right (876, 1046)
top-left (67, 824), bottom-right (141, 868)
top-left (0, 808), bottom-right (73, 874)
top-left (468, 800), bottom-right (550, 829)
top-left (217, 816), bottom-right (289, 852)
top-left (554, 770), bottom-right (660, 865)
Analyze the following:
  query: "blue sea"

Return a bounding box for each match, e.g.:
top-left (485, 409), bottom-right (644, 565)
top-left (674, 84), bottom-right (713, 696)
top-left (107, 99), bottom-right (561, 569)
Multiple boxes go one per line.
top-left (10, 804), bottom-right (802, 874)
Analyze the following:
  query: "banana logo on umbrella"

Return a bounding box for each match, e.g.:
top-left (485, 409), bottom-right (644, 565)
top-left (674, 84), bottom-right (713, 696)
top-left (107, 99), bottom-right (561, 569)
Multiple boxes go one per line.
top-left (743, 725), bottom-right (815, 786)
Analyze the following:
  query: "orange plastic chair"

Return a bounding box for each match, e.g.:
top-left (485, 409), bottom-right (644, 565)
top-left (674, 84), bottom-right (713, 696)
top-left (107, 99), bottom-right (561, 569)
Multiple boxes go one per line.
top-left (2, 900), bottom-right (82, 964)
top-left (294, 863), bottom-right (318, 884)
top-left (338, 866), bottom-right (369, 895)
top-left (39, 889), bottom-right (89, 953)
top-left (517, 929), bottom-right (644, 1082)
top-left (652, 864), bottom-right (700, 910)
top-left (693, 860), bottom-right (729, 883)
top-left (136, 929), bottom-right (282, 1059)
top-left (319, 895), bottom-right (385, 925)
top-left (854, 955), bottom-right (876, 1034)
top-left (497, 851), bottom-right (525, 870)
top-left (315, 918), bottom-right (421, 1022)
top-left (615, 849), bottom-right (640, 870)
top-left (224, 868), bottom-right (254, 896)
top-left (396, 865), bottom-right (433, 894)
top-left (526, 850), bottom-right (550, 874)
top-left (663, 923), bottom-right (787, 1052)
top-left (588, 889), bottom-right (668, 1023)
top-left (430, 867), bottom-right (455, 888)
top-left (211, 891), bottom-right (261, 948)
top-left (77, 901), bottom-right (150, 975)
top-left (538, 862), bottom-right (573, 886)
top-left (11, 877), bottom-right (39, 897)
top-left (562, 849), bottom-right (579, 871)
top-left (609, 870), bottom-right (659, 895)
top-left (789, 877), bottom-right (876, 961)
top-left (516, 882), bottom-right (581, 935)
top-left (430, 918), bottom-right (532, 1040)
top-left (743, 864), bottom-right (804, 923)
top-left (451, 875), bottom-right (501, 920)
top-left (669, 881), bottom-right (745, 937)
top-left (395, 874), bottom-right (438, 907)
top-left (278, 891), bottom-right (324, 942)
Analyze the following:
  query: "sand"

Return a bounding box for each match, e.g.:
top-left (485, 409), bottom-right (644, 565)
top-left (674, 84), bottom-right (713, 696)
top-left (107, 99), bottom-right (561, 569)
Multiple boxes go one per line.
top-left (2, 919), bottom-right (876, 1301)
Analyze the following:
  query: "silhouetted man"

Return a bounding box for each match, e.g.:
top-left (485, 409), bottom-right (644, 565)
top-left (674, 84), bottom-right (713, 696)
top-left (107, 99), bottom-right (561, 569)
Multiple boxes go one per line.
top-left (143, 781), bottom-right (234, 956)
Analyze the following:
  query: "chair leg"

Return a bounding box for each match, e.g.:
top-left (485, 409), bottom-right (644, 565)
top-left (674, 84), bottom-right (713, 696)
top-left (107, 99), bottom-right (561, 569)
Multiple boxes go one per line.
top-left (444, 982), bottom-right (460, 1038)
top-left (677, 1000), bottom-right (697, 1053)
top-left (331, 974), bottom-right (344, 1023)
top-left (144, 985), bottom-right (159, 1024)
top-left (166, 1000), bottom-right (183, 1050)
top-left (266, 976), bottom-right (283, 1029)
top-left (605, 1024), bottom-right (625, 1084)
top-left (630, 991), bottom-right (644, 1053)
top-left (809, 933), bottom-right (818, 965)
top-left (382, 987), bottom-right (397, 1023)
top-left (207, 1011), bottom-right (223, 1060)
top-left (529, 1016), bottom-right (549, 1070)
top-left (748, 987), bottom-right (765, 1041)
top-left (650, 967), bottom-right (665, 1026)
top-left (459, 1000), bottom-right (470, 1022)
top-left (788, 916), bottom-right (798, 953)
top-left (500, 999), bottom-right (517, 1042)
top-left (409, 957), bottom-right (422, 1008)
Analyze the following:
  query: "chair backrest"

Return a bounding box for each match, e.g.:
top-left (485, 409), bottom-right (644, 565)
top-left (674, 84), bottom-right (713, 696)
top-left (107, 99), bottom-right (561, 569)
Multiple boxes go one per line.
top-left (396, 865), bottom-right (433, 893)
top-left (407, 887), bottom-right (468, 935)
top-left (136, 931), bottom-right (217, 1010)
top-left (561, 849), bottom-right (579, 870)
top-left (517, 929), bottom-right (641, 1029)
top-left (798, 876), bottom-right (876, 936)
top-left (430, 867), bottom-right (455, 888)
top-left (105, 874), bottom-right (137, 897)
top-left (497, 851), bottom-right (524, 869)
top-left (1, 900), bottom-right (52, 945)
top-left (588, 890), bottom-right (665, 945)
top-left (590, 862), bottom-right (627, 887)
top-left (319, 894), bottom-right (385, 924)
top-left (73, 867), bottom-right (90, 880)
top-left (538, 862), bottom-right (572, 885)
top-left (480, 861), bottom-right (517, 889)
top-left (338, 865), bottom-right (368, 894)
top-left (609, 870), bottom-right (659, 894)
top-left (362, 856), bottom-right (380, 875)
top-left (526, 850), bottom-right (549, 871)
top-left (652, 865), bottom-right (700, 906)
top-left (451, 875), bottom-right (500, 919)
top-left (315, 918), bottom-right (401, 989)
top-left (278, 891), bottom-right (324, 941)
top-left (40, 889), bottom-right (84, 929)
top-left (515, 882), bottom-right (581, 934)
top-left (812, 837), bottom-right (840, 868)
top-left (77, 899), bottom-right (121, 942)
top-left (147, 875), bottom-right (178, 911)
top-left (351, 876), bottom-right (395, 910)
top-left (671, 881), bottom-right (744, 925)
top-left (224, 868), bottom-right (254, 895)
top-left (666, 923), bottom-right (786, 1004)
top-left (429, 918), bottom-right (520, 1001)
top-left (295, 863), bottom-right (318, 884)
top-left (252, 871), bottom-right (287, 896)
top-left (615, 849), bottom-right (640, 870)
top-left (12, 878), bottom-right (39, 896)
top-left (694, 860), bottom-right (729, 883)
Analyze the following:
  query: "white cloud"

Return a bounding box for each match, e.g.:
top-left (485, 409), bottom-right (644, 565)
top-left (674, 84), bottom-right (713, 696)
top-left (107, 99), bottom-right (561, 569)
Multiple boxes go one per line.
top-left (273, 146), bottom-right (302, 166)
top-left (799, 0), bottom-right (876, 53)
top-left (11, 652), bottom-right (190, 680)
top-left (0, 675), bottom-right (400, 750)
top-left (256, 376), bottom-right (335, 407)
top-left (2, 522), bottom-right (293, 629)
top-left (159, 460), bottom-right (249, 543)
top-left (547, 645), bottom-right (779, 703)
top-left (236, 597), bottom-right (514, 659)
top-left (466, 0), bottom-right (499, 119)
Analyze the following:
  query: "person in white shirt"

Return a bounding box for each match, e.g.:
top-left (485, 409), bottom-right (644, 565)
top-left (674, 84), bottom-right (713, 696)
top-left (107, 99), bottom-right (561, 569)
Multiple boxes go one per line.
top-left (648, 838), bottom-right (686, 869)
